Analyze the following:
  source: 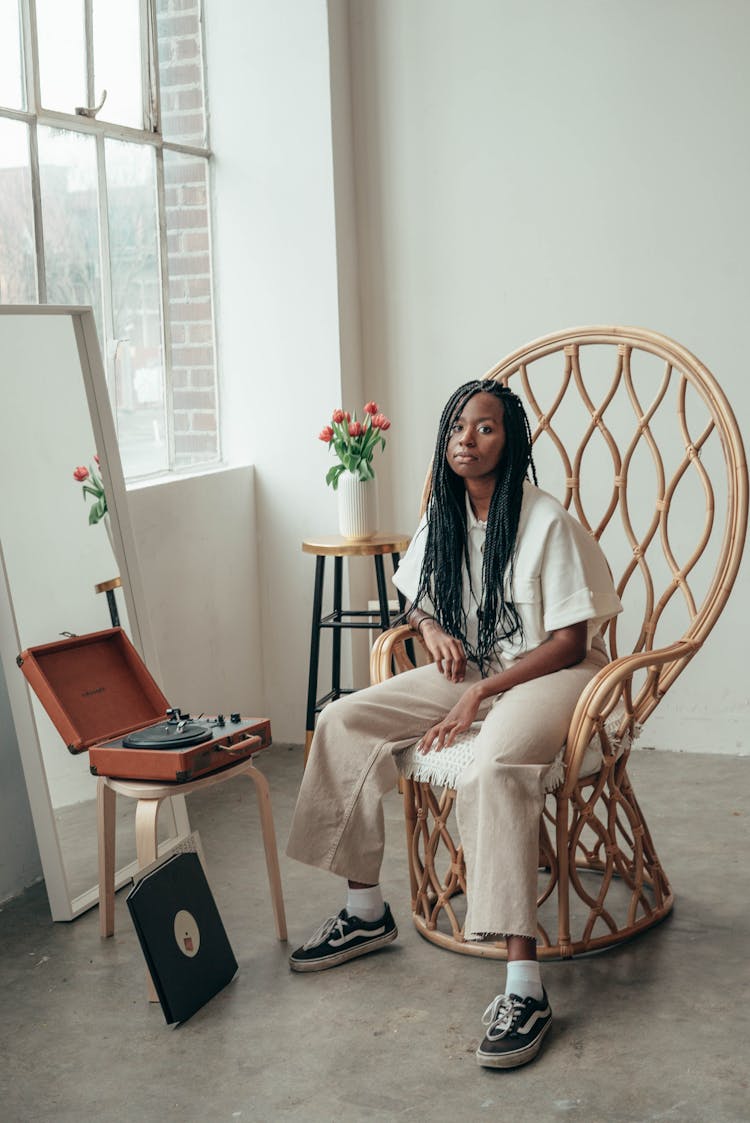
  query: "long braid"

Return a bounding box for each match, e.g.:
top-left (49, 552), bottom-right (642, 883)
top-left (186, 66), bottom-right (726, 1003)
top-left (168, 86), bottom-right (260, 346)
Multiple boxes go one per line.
top-left (412, 380), bottom-right (538, 676)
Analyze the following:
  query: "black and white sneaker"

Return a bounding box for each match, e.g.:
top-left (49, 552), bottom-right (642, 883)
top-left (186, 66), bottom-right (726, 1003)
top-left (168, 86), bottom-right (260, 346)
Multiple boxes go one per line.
top-left (289, 905), bottom-right (398, 972)
top-left (475, 990), bottom-right (552, 1069)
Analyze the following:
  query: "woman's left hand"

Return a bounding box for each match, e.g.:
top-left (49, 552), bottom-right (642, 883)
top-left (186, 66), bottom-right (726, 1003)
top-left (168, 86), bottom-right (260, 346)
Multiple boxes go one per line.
top-left (418, 685), bottom-right (483, 753)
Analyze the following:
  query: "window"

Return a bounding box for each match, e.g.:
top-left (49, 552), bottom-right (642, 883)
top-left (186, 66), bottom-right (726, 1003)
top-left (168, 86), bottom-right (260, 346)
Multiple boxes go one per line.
top-left (0, 0), bottom-right (219, 479)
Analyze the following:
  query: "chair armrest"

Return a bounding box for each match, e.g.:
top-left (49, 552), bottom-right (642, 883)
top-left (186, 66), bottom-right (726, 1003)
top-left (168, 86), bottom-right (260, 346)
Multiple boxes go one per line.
top-left (370, 624), bottom-right (429, 684)
top-left (372, 626), bottom-right (701, 792)
top-left (561, 638), bottom-right (701, 796)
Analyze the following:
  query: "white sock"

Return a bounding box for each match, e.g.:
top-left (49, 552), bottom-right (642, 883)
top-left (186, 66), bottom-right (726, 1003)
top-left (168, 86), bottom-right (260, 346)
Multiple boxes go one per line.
top-left (505, 959), bottom-right (544, 1001)
top-left (346, 885), bottom-right (385, 922)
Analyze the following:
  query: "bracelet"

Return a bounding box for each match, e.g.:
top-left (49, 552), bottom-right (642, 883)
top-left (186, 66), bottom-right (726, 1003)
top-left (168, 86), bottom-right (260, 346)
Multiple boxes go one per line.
top-left (415, 615), bottom-right (436, 638)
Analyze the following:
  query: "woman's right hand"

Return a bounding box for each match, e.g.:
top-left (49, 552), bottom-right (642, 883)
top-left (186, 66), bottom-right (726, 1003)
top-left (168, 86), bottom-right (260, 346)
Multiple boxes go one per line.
top-left (420, 620), bottom-right (467, 683)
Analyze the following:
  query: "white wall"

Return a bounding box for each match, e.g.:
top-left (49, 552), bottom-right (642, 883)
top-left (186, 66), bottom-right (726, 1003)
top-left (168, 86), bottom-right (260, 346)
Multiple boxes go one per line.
top-left (130, 0), bottom-right (372, 744)
top-left (202, 0), bottom-right (353, 742)
top-left (127, 466), bottom-right (265, 718)
top-left (346, 0), bottom-right (750, 753)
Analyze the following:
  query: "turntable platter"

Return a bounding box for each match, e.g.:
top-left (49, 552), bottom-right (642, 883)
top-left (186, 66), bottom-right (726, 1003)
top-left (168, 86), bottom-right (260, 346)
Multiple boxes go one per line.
top-left (123, 721), bottom-right (214, 749)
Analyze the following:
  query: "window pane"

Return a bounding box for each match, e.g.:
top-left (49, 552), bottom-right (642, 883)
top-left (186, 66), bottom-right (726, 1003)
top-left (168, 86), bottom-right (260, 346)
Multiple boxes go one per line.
top-left (0, 0), bottom-right (24, 110)
top-left (0, 118), bottom-right (37, 301)
top-left (93, 2), bottom-right (143, 129)
top-left (36, 0), bottom-right (87, 113)
top-left (105, 139), bottom-right (168, 477)
top-left (38, 127), bottom-right (102, 335)
top-left (156, 0), bottom-right (207, 147)
top-left (163, 150), bottom-right (218, 467)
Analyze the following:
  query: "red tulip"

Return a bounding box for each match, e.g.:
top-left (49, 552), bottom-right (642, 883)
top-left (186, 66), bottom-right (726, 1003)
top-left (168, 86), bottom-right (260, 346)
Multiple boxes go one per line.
top-left (73, 466), bottom-right (90, 481)
top-left (372, 413), bottom-right (391, 431)
top-left (318, 426), bottom-right (334, 442)
top-left (364, 401), bottom-right (378, 415)
top-left (93, 453), bottom-right (100, 465)
top-left (332, 409), bottom-right (345, 423)
top-left (344, 411), bottom-right (351, 422)
top-left (349, 421), bottom-right (364, 437)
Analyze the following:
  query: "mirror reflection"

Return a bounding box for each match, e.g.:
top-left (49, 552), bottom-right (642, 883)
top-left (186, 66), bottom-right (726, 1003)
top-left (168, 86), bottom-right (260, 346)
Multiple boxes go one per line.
top-left (0, 310), bottom-right (174, 911)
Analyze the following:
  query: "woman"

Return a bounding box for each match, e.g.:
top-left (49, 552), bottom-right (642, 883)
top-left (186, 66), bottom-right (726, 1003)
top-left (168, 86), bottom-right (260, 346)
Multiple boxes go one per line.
top-left (286, 380), bottom-right (621, 1069)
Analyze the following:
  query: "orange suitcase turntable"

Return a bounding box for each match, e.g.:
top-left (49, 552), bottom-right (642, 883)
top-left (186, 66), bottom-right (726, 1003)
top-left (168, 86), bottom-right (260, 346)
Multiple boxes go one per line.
top-left (17, 628), bottom-right (271, 783)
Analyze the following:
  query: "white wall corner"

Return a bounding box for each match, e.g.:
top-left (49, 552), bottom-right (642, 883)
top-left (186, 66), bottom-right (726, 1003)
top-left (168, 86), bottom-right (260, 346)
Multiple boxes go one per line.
top-left (203, 0), bottom-right (363, 740)
top-left (127, 466), bottom-right (266, 719)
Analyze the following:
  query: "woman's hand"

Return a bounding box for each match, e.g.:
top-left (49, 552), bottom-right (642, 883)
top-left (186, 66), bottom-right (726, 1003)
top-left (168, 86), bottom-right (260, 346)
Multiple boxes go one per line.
top-left (419, 684), bottom-right (483, 753)
top-left (420, 619), bottom-right (467, 683)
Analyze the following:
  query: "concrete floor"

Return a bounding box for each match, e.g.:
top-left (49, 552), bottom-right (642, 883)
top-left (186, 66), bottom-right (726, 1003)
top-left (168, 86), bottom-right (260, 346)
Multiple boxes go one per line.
top-left (0, 746), bottom-right (748, 1123)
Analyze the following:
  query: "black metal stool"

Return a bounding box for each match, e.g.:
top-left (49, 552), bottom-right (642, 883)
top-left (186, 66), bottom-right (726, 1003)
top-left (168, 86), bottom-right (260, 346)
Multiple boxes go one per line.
top-left (301, 533), bottom-right (411, 761)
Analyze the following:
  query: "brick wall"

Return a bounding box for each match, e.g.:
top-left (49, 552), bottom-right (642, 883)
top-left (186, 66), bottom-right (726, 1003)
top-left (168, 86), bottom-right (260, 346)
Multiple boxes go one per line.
top-left (157, 0), bottom-right (219, 467)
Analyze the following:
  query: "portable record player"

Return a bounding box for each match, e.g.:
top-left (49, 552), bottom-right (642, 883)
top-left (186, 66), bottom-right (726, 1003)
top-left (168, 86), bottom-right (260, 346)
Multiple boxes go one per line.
top-left (17, 628), bottom-right (271, 783)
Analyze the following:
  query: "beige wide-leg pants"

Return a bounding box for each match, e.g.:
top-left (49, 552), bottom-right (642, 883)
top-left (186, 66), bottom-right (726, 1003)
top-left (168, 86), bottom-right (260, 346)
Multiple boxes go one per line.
top-left (286, 639), bottom-right (608, 939)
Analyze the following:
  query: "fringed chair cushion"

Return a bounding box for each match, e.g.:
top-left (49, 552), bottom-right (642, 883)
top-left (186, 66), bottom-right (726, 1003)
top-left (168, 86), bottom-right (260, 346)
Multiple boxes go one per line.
top-left (395, 706), bottom-right (638, 793)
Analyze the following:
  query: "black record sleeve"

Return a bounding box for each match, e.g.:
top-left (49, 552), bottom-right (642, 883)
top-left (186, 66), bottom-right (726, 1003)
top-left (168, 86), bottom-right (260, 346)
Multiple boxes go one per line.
top-left (126, 851), bottom-right (238, 1024)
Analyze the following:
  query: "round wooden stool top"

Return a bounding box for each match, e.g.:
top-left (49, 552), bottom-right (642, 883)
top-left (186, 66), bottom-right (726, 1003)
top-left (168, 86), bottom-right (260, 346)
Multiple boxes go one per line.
top-left (302, 533), bottom-right (410, 558)
top-left (94, 576), bottom-right (122, 594)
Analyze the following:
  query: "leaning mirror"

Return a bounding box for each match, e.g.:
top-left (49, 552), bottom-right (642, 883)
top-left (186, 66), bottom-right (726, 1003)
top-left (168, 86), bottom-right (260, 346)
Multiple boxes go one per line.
top-left (0, 306), bottom-right (189, 920)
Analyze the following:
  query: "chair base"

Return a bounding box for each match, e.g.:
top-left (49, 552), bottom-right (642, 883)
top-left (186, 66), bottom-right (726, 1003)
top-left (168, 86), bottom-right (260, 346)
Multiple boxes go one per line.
top-left (411, 879), bottom-right (674, 961)
top-left (404, 758), bottom-right (674, 960)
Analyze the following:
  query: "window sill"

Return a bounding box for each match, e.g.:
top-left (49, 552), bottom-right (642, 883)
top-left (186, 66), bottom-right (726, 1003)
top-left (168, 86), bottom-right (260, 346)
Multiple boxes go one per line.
top-left (126, 461), bottom-right (253, 493)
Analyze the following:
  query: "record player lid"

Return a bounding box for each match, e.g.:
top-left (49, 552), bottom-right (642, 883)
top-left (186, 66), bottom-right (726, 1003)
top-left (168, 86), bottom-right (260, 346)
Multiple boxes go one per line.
top-left (18, 628), bottom-right (170, 753)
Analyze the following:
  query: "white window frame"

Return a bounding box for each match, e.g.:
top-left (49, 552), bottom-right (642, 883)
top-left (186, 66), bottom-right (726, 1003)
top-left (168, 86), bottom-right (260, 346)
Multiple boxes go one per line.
top-left (1, 0), bottom-right (220, 479)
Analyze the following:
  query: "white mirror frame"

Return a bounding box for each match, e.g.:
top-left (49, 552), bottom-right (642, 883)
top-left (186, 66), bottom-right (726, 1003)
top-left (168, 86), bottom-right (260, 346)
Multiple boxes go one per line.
top-left (0, 305), bottom-right (190, 920)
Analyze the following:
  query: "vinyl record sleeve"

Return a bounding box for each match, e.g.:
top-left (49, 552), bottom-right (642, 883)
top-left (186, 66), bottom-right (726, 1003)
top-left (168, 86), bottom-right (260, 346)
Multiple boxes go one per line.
top-left (126, 851), bottom-right (238, 1024)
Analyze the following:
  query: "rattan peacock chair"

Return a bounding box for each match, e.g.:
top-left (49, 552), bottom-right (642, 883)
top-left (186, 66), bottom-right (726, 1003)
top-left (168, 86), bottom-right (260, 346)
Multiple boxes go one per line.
top-left (370, 325), bottom-right (747, 960)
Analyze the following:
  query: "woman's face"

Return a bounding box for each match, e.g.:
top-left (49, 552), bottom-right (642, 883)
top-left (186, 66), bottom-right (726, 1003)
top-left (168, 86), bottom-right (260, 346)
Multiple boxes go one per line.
top-left (446, 391), bottom-right (506, 482)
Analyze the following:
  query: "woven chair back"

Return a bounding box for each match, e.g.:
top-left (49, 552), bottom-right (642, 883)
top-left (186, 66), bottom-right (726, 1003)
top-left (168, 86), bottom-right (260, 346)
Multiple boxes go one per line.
top-left (419, 326), bottom-right (747, 727)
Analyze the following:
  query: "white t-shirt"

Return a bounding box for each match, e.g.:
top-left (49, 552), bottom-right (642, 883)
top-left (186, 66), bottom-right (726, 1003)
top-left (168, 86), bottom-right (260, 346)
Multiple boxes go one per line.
top-left (392, 481), bottom-right (622, 669)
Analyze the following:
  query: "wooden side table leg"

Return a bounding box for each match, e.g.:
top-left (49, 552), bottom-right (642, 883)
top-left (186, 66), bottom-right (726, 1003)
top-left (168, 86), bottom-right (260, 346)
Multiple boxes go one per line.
top-left (246, 766), bottom-right (287, 941)
top-left (97, 779), bottom-right (116, 938)
top-left (134, 798), bottom-right (162, 1002)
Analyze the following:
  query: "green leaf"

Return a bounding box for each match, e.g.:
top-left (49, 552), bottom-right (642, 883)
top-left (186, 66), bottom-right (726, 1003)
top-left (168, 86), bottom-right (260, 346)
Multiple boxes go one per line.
top-left (326, 464), bottom-right (345, 489)
top-left (329, 465), bottom-right (345, 490)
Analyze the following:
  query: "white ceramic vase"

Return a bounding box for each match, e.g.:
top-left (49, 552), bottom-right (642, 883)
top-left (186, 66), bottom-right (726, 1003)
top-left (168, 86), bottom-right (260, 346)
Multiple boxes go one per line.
top-left (337, 470), bottom-right (379, 540)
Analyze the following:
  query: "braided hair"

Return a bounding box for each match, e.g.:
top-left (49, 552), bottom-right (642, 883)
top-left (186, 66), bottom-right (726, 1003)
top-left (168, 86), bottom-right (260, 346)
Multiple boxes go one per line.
top-left (412, 380), bottom-right (538, 675)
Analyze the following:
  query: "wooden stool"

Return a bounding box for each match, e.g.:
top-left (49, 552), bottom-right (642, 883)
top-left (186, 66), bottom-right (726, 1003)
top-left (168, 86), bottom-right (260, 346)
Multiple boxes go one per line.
top-left (302, 534), bottom-right (411, 761)
top-left (94, 577), bottom-right (122, 626)
top-left (97, 757), bottom-right (287, 1001)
